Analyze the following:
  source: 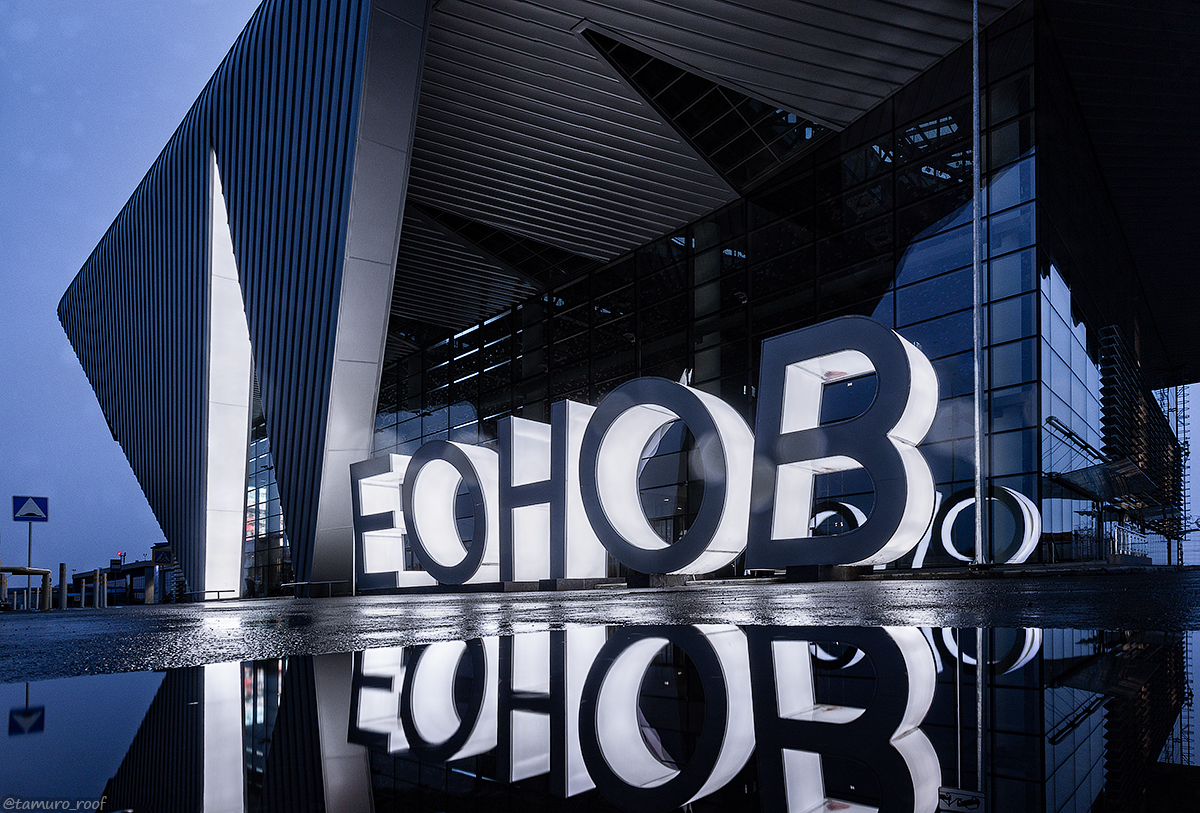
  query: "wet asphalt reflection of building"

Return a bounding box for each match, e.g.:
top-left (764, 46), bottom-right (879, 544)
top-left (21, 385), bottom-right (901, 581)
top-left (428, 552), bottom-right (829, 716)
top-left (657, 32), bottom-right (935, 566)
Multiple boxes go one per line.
top-left (70, 625), bottom-right (1192, 812)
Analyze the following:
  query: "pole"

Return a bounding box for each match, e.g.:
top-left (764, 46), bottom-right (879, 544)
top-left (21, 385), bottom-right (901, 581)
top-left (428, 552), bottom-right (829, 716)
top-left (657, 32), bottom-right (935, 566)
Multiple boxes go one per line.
top-left (26, 522), bottom-right (32, 610)
top-left (956, 628), bottom-right (963, 787)
top-left (971, 0), bottom-right (985, 567)
top-left (976, 626), bottom-right (985, 793)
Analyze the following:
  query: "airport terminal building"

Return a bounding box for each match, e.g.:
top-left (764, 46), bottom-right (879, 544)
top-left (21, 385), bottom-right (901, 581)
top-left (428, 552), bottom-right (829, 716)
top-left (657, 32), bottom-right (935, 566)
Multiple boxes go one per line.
top-left (58, 0), bottom-right (1197, 597)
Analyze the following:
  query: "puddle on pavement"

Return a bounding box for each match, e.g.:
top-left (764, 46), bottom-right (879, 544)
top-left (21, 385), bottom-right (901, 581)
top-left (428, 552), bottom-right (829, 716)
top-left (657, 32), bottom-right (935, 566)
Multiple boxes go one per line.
top-left (1, 625), bottom-right (1197, 811)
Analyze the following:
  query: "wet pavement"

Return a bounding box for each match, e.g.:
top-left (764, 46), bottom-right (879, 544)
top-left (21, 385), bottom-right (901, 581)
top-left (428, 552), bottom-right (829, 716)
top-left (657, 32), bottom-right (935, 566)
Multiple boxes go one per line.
top-left (3, 569), bottom-right (1199, 683)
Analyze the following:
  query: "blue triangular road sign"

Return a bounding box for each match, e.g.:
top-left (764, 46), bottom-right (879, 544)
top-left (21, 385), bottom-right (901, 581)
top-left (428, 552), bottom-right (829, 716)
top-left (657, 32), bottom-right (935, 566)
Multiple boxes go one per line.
top-left (12, 496), bottom-right (48, 522)
top-left (8, 706), bottom-right (45, 735)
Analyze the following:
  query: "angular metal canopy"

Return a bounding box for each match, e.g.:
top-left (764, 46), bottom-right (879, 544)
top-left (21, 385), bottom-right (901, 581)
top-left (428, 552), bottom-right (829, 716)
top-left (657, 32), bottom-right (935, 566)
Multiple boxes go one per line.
top-left (391, 0), bottom-right (1020, 341)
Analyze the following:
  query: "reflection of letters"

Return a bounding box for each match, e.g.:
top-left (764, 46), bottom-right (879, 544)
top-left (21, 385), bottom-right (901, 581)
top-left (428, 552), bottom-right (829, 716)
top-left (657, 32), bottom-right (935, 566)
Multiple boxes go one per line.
top-left (350, 629), bottom-right (608, 797)
top-left (748, 316), bottom-right (939, 567)
top-left (496, 628), bottom-right (607, 795)
top-left (398, 639), bottom-right (498, 762)
top-left (577, 625), bottom-right (755, 810)
top-left (924, 627), bottom-right (1042, 675)
top-left (746, 626), bottom-right (940, 813)
top-left (349, 625), bottom-right (943, 811)
top-left (349, 646), bottom-right (411, 752)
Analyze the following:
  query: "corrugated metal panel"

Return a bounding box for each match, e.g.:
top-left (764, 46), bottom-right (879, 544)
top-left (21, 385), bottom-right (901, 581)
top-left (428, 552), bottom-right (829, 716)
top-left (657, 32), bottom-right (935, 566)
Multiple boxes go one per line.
top-left (393, 0), bottom-right (1020, 347)
top-left (393, 205), bottom-right (541, 333)
top-left (407, 0), bottom-right (738, 262)
top-left (59, 111), bottom-right (211, 589)
top-left (215, 0), bottom-right (373, 584)
top-left (102, 668), bottom-right (203, 810)
top-left (552, 0), bottom-right (1018, 128)
top-left (59, 0), bottom-right (375, 589)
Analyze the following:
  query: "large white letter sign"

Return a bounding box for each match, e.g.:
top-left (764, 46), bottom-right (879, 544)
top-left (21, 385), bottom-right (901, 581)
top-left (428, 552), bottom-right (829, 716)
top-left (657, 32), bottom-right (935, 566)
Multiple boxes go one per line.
top-left (747, 316), bottom-right (938, 567)
top-left (578, 378), bottom-right (754, 575)
top-left (930, 486), bottom-right (1041, 566)
top-left (497, 401), bottom-right (608, 582)
top-left (350, 454), bottom-right (437, 589)
top-left (401, 441), bottom-right (500, 584)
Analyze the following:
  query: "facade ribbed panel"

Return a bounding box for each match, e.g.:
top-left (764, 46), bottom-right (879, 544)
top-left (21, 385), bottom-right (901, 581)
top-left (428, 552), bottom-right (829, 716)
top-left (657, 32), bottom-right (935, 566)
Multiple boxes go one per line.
top-left (102, 667), bottom-right (205, 810)
top-left (262, 658), bottom-right (327, 809)
top-left (210, 0), bottom-right (373, 584)
top-left (59, 0), bottom-right (377, 589)
top-left (59, 116), bottom-right (210, 588)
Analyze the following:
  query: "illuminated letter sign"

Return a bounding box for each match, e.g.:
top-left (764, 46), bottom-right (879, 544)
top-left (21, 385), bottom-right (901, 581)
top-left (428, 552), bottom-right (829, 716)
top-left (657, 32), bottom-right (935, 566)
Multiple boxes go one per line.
top-left (577, 378), bottom-right (754, 575)
top-left (498, 401), bottom-right (607, 582)
top-left (931, 486), bottom-right (1041, 566)
top-left (349, 625), bottom-right (954, 810)
top-left (747, 316), bottom-right (938, 567)
top-left (352, 316), bottom-right (996, 584)
top-left (401, 441), bottom-right (499, 584)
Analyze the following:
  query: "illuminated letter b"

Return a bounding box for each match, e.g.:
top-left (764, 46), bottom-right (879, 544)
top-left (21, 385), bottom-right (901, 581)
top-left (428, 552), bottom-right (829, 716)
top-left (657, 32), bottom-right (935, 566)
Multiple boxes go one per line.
top-left (747, 316), bottom-right (938, 567)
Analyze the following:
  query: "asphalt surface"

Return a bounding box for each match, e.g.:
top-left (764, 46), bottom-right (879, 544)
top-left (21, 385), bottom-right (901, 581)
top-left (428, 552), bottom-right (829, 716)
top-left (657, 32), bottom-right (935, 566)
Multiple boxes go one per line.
top-left (2, 569), bottom-right (1198, 682)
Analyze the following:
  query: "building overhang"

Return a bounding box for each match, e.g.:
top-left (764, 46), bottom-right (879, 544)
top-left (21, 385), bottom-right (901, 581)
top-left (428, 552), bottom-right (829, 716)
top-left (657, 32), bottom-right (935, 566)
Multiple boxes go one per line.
top-left (1042, 0), bottom-right (1200, 387)
top-left (391, 0), bottom-right (1200, 387)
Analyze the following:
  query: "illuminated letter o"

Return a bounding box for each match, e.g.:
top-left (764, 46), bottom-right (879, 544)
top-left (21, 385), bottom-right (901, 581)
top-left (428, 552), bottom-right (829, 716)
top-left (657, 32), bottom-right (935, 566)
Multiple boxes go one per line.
top-left (578, 378), bottom-right (753, 574)
top-left (402, 441), bottom-right (499, 584)
top-left (931, 486), bottom-right (1041, 565)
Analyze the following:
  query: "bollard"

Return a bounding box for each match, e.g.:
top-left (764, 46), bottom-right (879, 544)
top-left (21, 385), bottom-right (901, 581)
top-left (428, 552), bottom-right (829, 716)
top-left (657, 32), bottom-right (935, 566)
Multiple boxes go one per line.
top-left (144, 574), bottom-right (155, 605)
top-left (39, 574), bottom-right (51, 611)
top-left (100, 572), bottom-right (108, 609)
top-left (59, 563), bottom-right (67, 609)
top-left (93, 569), bottom-right (101, 608)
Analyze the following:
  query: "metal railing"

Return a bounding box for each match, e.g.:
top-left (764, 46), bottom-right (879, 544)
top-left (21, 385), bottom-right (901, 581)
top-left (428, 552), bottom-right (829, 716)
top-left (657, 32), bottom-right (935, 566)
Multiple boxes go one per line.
top-left (1112, 523), bottom-right (1148, 558)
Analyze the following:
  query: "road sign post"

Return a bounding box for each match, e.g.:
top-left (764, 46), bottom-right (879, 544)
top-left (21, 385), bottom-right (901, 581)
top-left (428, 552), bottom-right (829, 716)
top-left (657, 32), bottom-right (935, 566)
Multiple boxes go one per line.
top-left (12, 497), bottom-right (48, 611)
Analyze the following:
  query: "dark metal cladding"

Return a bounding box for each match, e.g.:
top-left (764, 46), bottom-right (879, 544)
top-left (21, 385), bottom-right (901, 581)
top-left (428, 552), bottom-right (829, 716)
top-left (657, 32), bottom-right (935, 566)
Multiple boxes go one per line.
top-left (58, 0), bottom-right (375, 590)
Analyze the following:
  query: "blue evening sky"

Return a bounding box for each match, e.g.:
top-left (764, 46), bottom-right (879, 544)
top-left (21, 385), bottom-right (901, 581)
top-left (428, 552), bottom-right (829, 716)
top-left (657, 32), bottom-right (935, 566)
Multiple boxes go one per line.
top-left (0, 0), bottom-right (1195, 578)
top-left (0, 0), bottom-right (261, 574)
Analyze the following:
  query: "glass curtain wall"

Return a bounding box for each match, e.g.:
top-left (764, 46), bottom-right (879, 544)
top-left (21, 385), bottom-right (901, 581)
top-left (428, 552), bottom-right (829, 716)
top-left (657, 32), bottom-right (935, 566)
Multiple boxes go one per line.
top-left (1033, 5), bottom-right (1184, 566)
top-left (372, 4), bottom-right (1044, 573)
top-left (243, 413), bottom-right (293, 595)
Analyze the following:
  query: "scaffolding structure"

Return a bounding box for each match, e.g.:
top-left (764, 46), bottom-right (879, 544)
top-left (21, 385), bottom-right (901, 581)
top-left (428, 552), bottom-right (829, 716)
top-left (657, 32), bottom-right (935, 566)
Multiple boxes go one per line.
top-left (1154, 384), bottom-right (1191, 564)
top-left (1156, 384), bottom-right (1193, 767)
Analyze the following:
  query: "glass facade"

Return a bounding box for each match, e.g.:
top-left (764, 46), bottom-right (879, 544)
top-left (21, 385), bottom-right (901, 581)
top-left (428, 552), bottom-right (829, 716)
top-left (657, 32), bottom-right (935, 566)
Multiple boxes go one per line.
top-left (367, 5), bottom-right (1071, 574)
top-left (236, 1), bottom-right (1183, 585)
top-left (243, 414), bottom-right (293, 596)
